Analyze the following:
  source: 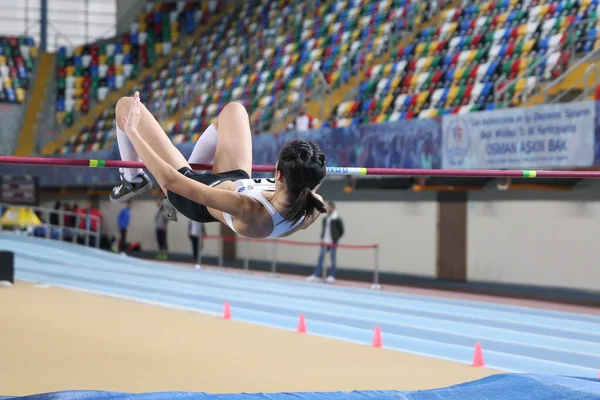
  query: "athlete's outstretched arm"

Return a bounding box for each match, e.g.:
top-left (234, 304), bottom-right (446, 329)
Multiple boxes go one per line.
top-left (122, 92), bottom-right (248, 217)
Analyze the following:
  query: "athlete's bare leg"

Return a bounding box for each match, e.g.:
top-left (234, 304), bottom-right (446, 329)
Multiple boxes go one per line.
top-left (211, 102), bottom-right (253, 176)
top-left (115, 96), bottom-right (190, 171)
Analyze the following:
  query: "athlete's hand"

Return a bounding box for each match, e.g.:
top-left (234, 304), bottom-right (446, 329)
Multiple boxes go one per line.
top-left (121, 91), bottom-right (142, 133)
top-left (312, 192), bottom-right (326, 212)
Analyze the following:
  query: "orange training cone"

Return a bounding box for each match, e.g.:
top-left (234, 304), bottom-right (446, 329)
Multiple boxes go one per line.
top-left (372, 326), bottom-right (382, 348)
top-left (472, 342), bottom-right (485, 367)
top-left (223, 301), bottom-right (232, 320)
top-left (297, 313), bottom-right (307, 333)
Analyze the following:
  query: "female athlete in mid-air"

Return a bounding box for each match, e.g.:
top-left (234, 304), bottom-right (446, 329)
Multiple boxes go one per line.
top-left (110, 92), bottom-right (327, 238)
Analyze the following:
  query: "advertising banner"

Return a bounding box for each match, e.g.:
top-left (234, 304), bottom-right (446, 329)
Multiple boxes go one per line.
top-left (442, 101), bottom-right (596, 169)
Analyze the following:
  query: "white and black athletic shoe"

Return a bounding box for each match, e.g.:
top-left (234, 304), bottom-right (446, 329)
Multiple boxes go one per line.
top-left (159, 197), bottom-right (179, 222)
top-left (109, 169), bottom-right (152, 203)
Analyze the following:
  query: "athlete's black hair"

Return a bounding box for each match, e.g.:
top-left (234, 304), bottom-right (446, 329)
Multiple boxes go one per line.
top-left (277, 139), bottom-right (327, 223)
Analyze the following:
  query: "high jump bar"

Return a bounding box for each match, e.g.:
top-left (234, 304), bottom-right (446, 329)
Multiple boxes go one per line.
top-left (0, 156), bottom-right (599, 179)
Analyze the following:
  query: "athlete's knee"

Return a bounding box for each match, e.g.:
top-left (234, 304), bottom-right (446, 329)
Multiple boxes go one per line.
top-left (219, 101), bottom-right (248, 119)
top-left (116, 96), bottom-right (137, 129)
top-left (115, 96), bottom-right (133, 129)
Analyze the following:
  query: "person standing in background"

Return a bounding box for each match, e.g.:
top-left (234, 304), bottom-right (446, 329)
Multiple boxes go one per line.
top-left (307, 201), bottom-right (344, 283)
top-left (155, 199), bottom-right (169, 260)
top-left (76, 201), bottom-right (103, 247)
top-left (189, 220), bottom-right (206, 270)
top-left (50, 201), bottom-right (61, 226)
top-left (287, 103), bottom-right (319, 131)
top-left (117, 200), bottom-right (131, 252)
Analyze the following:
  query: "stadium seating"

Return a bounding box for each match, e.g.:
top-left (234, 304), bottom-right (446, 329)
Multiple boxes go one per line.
top-left (54, 0), bottom-right (211, 128)
top-left (58, 0), bottom-right (437, 153)
top-left (0, 36), bottom-right (37, 104)
top-left (327, 0), bottom-right (581, 127)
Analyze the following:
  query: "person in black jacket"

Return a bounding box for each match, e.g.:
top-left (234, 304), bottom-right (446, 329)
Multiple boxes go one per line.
top-left (307, 201), bottom-right (344, 283)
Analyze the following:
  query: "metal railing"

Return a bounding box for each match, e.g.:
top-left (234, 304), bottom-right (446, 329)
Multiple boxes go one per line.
top-left (197, 234), bottom-right (382, 290)
top-left (545, 63), bottom-right (599, 104)
top-left (542, 45), bottom-right (600, 103)
top-left (0, 202), bottom-right (101, 248)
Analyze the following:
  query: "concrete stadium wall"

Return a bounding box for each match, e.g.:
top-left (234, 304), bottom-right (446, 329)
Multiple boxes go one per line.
top-left (41, 186), bottom-right (600, 292)
top-left (0, 104), bottom-right (26, 156)
top-left (467, 190), bottom-right (600, 292)
top-left (86, 195), bottom-right (438, 278)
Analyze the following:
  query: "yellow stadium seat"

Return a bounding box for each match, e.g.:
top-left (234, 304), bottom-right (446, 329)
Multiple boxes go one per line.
top-left (0, 55), bottom-right (5, 66)
top-left (497, 12), bottom-right (508, 26)
top-left (123, 44), bottom-right (132, 55)
top-left (417, 91), bottom-right (430, 107)
top-left (423, 56), bottom-right (433, 70)
top-left (74, 76), bottom-right (84, 88)
top-left (154, 43), bottom-right (162, 54)
top-left (415, 43), bottom-right (425, 57)
top-left (447, 22), bottom-right (457, 35)
top-left (382, 94), bottom-right (394, 110)
top-left (454, 66), bottom-right (466, 82)
top-left (56, 112), bottom-right (65, 125)
top-left (73, 46), bottom-right (83, 57)
top-left (15, 88), bottom-right (25, 103)
top-left (329, 70), bottom-right (340, 85)
top-left (75, 99), bottom-right (83, 111)
top-left (514, 78), bottom-right (526, 95)
top-left (445, 87), bottom-right (459, 108)
top-left (66, 65), bottom-right (76, 76)
top-left (98, 55), bottom-right (107, 66)
top-left (523, 39), bottom-right (535, 54)
top-left (266, 81), bottom-right (275, 92)
top-left (382, 63), bottom-right (393, 76)
top-left (409, 74), bottom-right (418, 88)
top-left (3, 77), bottom-right (12, 89)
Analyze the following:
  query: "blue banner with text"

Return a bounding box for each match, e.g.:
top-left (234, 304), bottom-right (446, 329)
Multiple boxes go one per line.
top-left (441, 101), bottom-right (596, 170)
top-left (6, 101), bottom-right (600, 188)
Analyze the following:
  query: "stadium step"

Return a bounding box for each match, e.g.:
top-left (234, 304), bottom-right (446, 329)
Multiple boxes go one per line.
top-left (546, 61), bottom-right (600, 95)
top-left (15, 52), bottom-right (54, 156)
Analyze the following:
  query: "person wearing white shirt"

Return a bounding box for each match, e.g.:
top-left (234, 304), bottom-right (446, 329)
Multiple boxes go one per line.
top-left (307, 202), bottom-right (344, 283)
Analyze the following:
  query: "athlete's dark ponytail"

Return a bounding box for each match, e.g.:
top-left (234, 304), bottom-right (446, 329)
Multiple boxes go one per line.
top-left (277, 139), bottom-right (327, 223)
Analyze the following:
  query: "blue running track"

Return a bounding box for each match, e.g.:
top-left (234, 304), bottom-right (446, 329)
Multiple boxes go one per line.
top-left (3, 233), bottom-right (600, 400)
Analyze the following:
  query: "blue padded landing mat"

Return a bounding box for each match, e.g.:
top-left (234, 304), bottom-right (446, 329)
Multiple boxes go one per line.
top-left (3, 374), bottom-right (600, 400)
